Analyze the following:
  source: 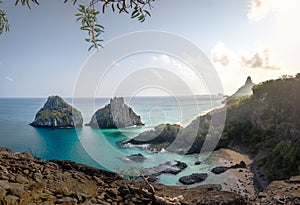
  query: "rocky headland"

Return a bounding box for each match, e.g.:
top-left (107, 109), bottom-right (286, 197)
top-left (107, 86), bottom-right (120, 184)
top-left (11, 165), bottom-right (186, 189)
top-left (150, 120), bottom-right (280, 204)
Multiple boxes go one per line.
top-left (30, 95), bottom-right (83, 128)
top-left (121, 74), bottom-right (300, 190)
top-left (87, 97), bottom-right (144, 129)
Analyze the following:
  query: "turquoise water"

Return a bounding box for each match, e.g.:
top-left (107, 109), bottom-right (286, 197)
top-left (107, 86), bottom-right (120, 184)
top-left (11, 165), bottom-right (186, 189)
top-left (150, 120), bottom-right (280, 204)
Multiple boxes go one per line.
top-left (0, 96), bottom-right (225, 186)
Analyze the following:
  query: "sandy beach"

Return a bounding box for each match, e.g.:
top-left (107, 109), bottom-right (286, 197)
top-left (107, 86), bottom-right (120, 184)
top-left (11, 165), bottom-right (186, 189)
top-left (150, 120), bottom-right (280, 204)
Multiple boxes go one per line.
top-left (211, 148), bottom-right (256, 199)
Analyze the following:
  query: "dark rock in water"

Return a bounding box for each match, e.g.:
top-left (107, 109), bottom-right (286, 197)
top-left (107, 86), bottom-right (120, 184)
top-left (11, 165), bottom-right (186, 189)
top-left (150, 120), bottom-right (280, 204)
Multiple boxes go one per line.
top-left (30, 95), bottom-right (83, 128)
top-left (211, 161), bottom-right (247, 174)
top-left (161, 161), bottom-right (188, 175)
top-left (179, 173), bottom-right (208, 185)
top-left (122, 153), bottom-right (147, 163)
top-left (211, 166), bottom-right (229, 174)
top-left (123, 123), bottom-right (182, 151)
top-left (87, 97), bottom-right (144, 129)
top-left (142, 161), bottom-right (187, 177)
top-left (194, 161), bottom-right (201, 165)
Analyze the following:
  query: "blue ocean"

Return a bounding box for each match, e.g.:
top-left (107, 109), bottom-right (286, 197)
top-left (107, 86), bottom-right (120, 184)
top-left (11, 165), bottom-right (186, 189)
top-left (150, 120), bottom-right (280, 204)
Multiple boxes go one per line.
top-left (0, 96), bottom-right (226, 186)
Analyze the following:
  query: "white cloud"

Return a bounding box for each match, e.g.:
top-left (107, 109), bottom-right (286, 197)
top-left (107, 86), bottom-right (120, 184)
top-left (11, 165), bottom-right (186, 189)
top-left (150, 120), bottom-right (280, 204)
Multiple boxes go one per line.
top-left (211, 42), bottom-right (281, 70)
top-left (211, 42), bottom-right (236, 67)
top-left (5, 76), bottom-right (14, 82)
top-left (247, 0), bottom-right (277, 21)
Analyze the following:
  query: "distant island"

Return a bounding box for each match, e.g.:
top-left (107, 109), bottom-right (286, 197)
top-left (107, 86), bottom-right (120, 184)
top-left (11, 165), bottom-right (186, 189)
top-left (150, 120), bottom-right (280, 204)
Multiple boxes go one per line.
top-left (86, 97), bottom-right (144, 129)
top-left (30, 95), bottom-right (83, 128)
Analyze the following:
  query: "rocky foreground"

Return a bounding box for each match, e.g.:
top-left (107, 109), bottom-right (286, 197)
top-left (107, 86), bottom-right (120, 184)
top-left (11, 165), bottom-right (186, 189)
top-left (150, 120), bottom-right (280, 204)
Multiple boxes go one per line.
top-left (0, 148), bottom-right (299, 205)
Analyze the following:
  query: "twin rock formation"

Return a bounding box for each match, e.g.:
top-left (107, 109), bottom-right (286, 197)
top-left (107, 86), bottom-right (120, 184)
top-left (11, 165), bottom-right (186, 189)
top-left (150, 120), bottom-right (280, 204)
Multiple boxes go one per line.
top-left (31, 96), bottom-right (143, 129)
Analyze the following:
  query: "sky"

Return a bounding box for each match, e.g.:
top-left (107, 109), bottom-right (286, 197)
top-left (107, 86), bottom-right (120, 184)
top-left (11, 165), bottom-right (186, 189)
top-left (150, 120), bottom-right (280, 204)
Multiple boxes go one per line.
top-left (0, 0), bottom-right (299, 97)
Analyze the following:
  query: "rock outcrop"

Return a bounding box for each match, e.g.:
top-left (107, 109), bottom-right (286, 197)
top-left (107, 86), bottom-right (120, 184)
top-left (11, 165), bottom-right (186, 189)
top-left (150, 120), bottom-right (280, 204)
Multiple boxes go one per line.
top-left (123, 123), bottom-right (182, 151)
top-left (87, 97), bottom-right (144, 129)
top-left (30, 95), bottom-right (83, 128)
top-left (121, 153), bottom-right (147, 163)
top-left (232, 76), bottom-right (255, 97)
top-left (0, 147), bottom-right (249, 204)
top-left (179, 173), bottom-right (208, 185)
top-left (211, 161), bottom-right (246, 174)
top-left (138, 161), bottom-right (188, 182)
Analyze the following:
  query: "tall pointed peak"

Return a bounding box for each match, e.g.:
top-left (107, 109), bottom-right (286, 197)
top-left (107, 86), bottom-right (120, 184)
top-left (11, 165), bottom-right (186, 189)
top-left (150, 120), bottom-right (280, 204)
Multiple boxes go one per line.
top-left (245, 76), bottom-right (253, 85)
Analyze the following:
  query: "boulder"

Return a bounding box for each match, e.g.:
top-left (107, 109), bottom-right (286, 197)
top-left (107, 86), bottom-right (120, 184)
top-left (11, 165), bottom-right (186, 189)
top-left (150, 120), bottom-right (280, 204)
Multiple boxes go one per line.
top-left (30, 95), bottom-right (83, 128)
top-left (179, 173), bottom-right (208, 185)
top-left (211, 161), bottom-right (247, 174)
top-left (87, 97), bottom-right (144, 129)
top-left (123, 123), bottom-right (182, 152)
top-left (121, 154), bottom-right (147, 163)
top-left (211, 166), bottom-right (229, 174)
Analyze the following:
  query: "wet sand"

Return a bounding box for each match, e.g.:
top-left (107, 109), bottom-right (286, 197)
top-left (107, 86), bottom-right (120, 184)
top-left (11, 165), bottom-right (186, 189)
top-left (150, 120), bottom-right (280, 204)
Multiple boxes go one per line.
top-left (211, 148), bottom-right (256, 199)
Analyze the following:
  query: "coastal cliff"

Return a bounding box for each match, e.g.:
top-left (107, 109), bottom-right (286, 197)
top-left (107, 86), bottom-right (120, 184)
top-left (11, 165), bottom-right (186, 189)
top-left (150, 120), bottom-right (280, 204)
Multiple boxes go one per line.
top-left (87, 97), bottom-right (144, 129)
top-left (125, 74), bottom-right (300, 183)
top-left (30, 95), bottom-right (83, 128)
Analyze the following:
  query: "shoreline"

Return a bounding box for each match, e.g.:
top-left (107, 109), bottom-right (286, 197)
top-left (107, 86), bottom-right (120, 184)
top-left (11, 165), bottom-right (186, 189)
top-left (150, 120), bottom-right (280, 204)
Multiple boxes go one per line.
top-left (211, 148), bottom-right (256, 199)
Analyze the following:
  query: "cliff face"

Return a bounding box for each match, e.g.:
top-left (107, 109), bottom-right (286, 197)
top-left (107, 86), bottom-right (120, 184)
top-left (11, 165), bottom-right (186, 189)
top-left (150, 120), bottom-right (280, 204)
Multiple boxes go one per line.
top-left (30, 96), bottom-right (83, 128)
top-left (87, 97), bottom-right (144, 129)
top-left (233, 76), bottom-right (255, 97)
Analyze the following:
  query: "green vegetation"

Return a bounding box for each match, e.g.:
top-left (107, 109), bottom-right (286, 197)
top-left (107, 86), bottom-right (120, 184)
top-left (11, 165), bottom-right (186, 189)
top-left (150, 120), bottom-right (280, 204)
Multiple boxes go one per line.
top-left (0, 0), bottom-right (154, 50)
top-left (218, 74), bottom-right (300, 180)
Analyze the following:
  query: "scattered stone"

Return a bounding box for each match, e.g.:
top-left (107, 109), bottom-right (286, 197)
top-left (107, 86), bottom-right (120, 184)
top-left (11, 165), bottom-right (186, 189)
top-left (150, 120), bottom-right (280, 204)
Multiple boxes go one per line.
top-left (211, 161), bottom-right (247, 174)
top-left (56, 197), bottom-right (78, 204)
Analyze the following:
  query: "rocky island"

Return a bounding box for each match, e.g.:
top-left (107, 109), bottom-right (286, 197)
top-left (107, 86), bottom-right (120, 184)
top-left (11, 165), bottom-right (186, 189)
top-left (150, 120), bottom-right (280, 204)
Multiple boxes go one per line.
top-left (30, 95), bottom-right (83, 128)
top-left (87, 97), bottom-right (144, 129)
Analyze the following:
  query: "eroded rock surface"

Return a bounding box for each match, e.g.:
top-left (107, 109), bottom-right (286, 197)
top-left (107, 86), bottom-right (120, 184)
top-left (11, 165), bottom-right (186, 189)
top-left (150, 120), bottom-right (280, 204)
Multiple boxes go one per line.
top-left (30, 95), bottom-right (83, 128)
top-left (87, 97), bottom-right (144, 129)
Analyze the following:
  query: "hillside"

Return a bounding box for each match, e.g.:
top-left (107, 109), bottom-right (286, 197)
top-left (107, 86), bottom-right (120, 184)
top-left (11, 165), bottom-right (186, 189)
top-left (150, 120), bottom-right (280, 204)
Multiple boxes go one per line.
top-left (126, 74), bottom-right (300, 185)
top-left (219, 74), bottom-right (300, 182)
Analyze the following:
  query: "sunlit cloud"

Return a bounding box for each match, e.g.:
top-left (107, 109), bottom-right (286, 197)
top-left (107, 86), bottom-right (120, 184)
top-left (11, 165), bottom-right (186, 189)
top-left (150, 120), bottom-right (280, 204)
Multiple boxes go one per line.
top-left (211, 42), bottom-right (236, 67)
top-left (240, 49), bottom-right (280, 70)
top-left (247, 0), bottom-right (277, 21)
top-left (211, 42), bottom-right (281, 70)
top-left (5, 76), bottom-right (14, 82)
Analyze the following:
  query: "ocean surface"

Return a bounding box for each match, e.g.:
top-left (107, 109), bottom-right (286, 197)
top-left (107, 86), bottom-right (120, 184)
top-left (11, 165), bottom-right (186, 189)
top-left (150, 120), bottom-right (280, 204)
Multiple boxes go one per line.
top-left (0, 96), bottom-right (228, 186)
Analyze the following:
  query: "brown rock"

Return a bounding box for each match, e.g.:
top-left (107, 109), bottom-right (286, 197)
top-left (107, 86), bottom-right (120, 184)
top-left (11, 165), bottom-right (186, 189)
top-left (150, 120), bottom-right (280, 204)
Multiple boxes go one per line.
top-left (56, 197), bottom-right (78, 205)
top-left (0, 186), bottom-right (7, 201)
top-left (16, 174), bottom-right (29, 184)
top-left (4, 195), bottom-right (19, 205)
